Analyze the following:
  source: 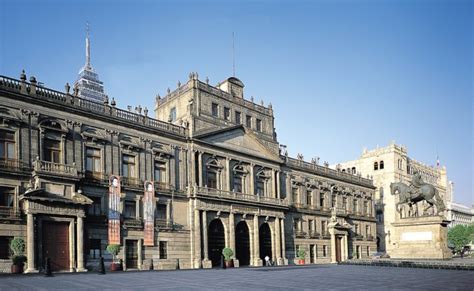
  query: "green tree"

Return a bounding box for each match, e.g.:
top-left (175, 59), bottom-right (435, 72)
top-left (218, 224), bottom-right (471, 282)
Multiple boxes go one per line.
top-left (448, 224), bottom-right (472, 255)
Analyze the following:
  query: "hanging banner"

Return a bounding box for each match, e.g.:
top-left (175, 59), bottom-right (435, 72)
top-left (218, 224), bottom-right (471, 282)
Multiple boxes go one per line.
top-left (108, 175), bottom-right (121, 245)
top-left (143, 181), bottom-right (155, 246)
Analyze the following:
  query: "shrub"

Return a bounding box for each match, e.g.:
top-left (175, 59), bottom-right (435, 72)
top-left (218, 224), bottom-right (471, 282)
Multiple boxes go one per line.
top-left (10, 238), bottom-right (25, 257)
top-left (222, 247), bottom-right (233, 261)
top-left (297, 249), bottom-right (306, 259)
top-left (12, 255), bottom-right (26, 265)
top-left (106, 244), bottom-right (121, 262)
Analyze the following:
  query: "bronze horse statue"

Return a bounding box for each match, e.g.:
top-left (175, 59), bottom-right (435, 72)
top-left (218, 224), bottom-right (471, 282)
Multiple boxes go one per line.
top-left (390, 181), bottom-right (445, 215)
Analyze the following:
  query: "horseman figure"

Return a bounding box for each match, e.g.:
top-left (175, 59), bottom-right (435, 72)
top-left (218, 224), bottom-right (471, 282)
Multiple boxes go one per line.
top-left (390, 171), bottom-right (446, 216)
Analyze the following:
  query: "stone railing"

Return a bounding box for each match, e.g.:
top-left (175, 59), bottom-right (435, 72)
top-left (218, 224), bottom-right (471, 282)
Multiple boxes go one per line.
top-left (321, 232), bottom-right (331, 239)
top-left (155, 218), bottom-right (172, 229)
top-left (0, 158), bottom-right (31, 173)
top-left (367, 235), bottom-right (374, 241)
top-left (195, 186), bottom-right (288, 207)
top-left (285, 157), bottom-right (373, 187)
top-left (353, 235), bottom-right (364, 241)
top-left (295, 230), bottom-right (307, 238)
top-left (122, 177), bottom-right (143, 188)
top-left (0, 206), bottom-right (20, 219)
top-left (0, 75), bottom-right (187, 137)
top-left (123, 218), bottom-right (143, 229)
top-left (84, 171), bottom-right (109, 183)
top-left (309, 231), bottom-right (320, 238)
top-left (33, 159), bottom-right (78, 176)
top-left (154, 182), bottom-right (175, 192)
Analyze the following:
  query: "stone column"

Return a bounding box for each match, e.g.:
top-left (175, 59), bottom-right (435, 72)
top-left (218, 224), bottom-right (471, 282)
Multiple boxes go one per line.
top-left (286, 174), bottom-right (292, 204)
top-left (249, 164), bottom-right (255, 195)
top-left (166, 200), bottom-right (171, 223)
top-left (330, 230), bottom-right (337, 263)
top-left (191, 149), bottom-right (196, 186)
top-left (135, 196), bottom-right (142, 219)
top-left (225, 157), bottom-right (231, 191)
top-left (280, 218), bottom-right (287, 264)
top-left (229, 212), bottom-right (235, 251)
top-left (202, 211), bottom-right (209, 261)
top-left (198, 151), bottom-right (203, 187)
top-left (253, 215), bottom-right (262, 266)
top-left (275, 217), bottom-right (282, 265)
top-left (270, 169), bottom-right (275, 198)
top-left (25, 212), bottom-right (37, 273)
top-left (76, 216), bottom-right (86, 272)
top-left (194, 208), bottom-right (201, 268)
top-left (276, 171), bottom-right (281, 199)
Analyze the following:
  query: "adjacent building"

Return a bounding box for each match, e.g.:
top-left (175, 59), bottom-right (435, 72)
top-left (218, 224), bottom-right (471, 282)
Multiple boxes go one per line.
top-left (0, 71), bottom-right (376, 273)
top-left (335, 143), bottom-right (451, 254)
top-left (447, 202), bottom-right (474, 227)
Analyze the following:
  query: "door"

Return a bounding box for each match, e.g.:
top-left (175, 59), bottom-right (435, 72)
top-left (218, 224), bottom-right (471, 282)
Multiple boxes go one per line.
top-left (335, 236), bottom-right (342, 263)
top-left (42, 221), bottom-right (70, 271)
top-left (126, 240), bottom-right (138, 269)
top-left (310, 244), bottom-right (315, 264)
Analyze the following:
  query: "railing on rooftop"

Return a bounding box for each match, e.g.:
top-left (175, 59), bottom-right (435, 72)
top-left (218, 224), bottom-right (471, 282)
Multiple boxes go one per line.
top-left (285, 157), bottom-right (373, 186)
top-left (0, 75), bottom-right (187, 137)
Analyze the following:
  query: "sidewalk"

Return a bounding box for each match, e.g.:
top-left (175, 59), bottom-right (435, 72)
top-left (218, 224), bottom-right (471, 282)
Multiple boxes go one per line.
top-left (340, 258), bottom-right (474, 271)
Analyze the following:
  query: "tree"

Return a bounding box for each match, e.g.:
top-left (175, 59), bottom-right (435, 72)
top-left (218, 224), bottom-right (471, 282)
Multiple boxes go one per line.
top-left (448, 224), bottom-right (473, 256)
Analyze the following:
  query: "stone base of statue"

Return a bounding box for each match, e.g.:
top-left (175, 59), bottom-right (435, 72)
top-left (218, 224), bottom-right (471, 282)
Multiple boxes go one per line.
top-left (390, 216), bottom-right (452, 260)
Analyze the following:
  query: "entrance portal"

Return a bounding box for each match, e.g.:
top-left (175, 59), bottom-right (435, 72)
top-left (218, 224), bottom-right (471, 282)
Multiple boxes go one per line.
top-left (208, 219), bottom-right (225, 267)
top-left (126, 240), bottom-right (138, 269)
top-left (42, 221), bottom-right (70, 271)
top-left (235, 221), bottom-right (250, 266)
top-left (259, 223), bottom-right (272, 261)
top-left (335, 236), bottom-right (342, 262)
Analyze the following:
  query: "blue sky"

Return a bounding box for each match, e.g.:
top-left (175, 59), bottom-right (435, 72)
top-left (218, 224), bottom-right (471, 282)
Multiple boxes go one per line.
top-left (1, 0), bottom-right (472, 205)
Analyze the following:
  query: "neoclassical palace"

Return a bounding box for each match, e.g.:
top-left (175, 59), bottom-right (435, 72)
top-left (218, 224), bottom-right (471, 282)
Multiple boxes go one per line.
top-left (0, 71), bottom-right (376, 272)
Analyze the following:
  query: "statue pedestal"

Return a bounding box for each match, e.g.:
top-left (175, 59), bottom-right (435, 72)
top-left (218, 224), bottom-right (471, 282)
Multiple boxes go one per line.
top-left (390, 216), bottom-right (452, 259)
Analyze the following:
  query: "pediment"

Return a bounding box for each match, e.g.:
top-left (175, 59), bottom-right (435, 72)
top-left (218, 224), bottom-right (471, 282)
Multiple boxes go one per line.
top-left (196, 126), bottom-right (281, 162)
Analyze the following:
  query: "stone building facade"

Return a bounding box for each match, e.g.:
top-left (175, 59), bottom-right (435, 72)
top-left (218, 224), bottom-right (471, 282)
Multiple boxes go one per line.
top-left (447, 202), bottom-right (474, 228)
top-left (335, 143), bottom-right (451, 255)
top-left (0, 72), bottom-right (376, 273)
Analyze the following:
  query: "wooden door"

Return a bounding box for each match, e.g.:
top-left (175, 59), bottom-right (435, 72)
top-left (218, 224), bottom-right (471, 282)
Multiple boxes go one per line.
top-left (42, 221), bottom-right (70, 271)
top-left (335, 236), bottom-right (342, 263)
top-left (126, 240), bottom-right (138, 269)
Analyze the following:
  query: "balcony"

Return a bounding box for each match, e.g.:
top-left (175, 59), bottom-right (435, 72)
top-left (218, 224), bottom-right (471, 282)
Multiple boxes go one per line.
top-left (321, 232), bottom-right (331, 239)
top-left (309, 231), bottom-right (320, 238)
top-left (0, 206), bottom-right (20, 219)
top-left (154, 181), bottom-right (175, 193)
top-left (353, 235), bottom-right (364, 241)
top-left (155, 218), bottom-right (172, 229)
top-left (33, 159), bottom-right (79, 177)
top-left (123, 217), bottom-right (143, 229)
top-left (84, 171), bottom-right (109, 184)
top-left (367, 235), bottom-right (374, 241)
top-left (295, 231), bottom-right (307, 238)
top-left (0, 158), bottom-right (31, 174)
top-left (194, 186), bottom-right (289, 207)
top-left (121, 177), bottom-right (143, 188)
top-left (293, 203), bottom-right (307, 209)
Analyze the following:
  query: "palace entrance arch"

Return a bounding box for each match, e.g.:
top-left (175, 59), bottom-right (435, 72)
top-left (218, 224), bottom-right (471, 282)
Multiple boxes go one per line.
top-left (208, 219), bottom-right (225, 267)
top-left (235, 221), bottom-right (250, 266)
top-left (259, 223), bottom-right (272, 261)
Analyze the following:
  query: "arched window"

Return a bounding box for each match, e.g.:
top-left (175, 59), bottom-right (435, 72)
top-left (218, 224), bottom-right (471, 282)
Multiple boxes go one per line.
top-left (374, 162), bottom-right (378, 171)
top-left (379, 161), bottom-right (384, 170)
top-left (352, 167), bottom-right (356, 174)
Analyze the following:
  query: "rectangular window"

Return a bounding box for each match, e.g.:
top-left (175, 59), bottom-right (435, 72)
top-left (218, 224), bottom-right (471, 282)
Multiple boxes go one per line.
top-left (0, 236), bottom-right (13, 259)
top-left (233, 175), bottom-right (242, 193)
top-left (122, 154), bottom-right (136, 178)
top-left (245, 115), bottom-right (252, 127)
top-left (87, 196), bottom-right (102, 216)
top-left (155, 204), bottom-right (167, 220)
top-left (256, 119), bottom-right (262, 132)
top-left (292, 188), bottom-right (298, 204)
top-left (367, 246), bottom-right (370, 257)
top-left (356, 246), bottom-right (360, 259)
top-left (366, 225), bottom-right (370, 237)
top-left (235, 111), bottom-right (241, 124)
top-left (256, 179), bottom-right (265, 196)
top-left (159, 241), bottom-right (168, 259)
top-left (0, 131), bottom-right (15, 160)
top-left (224, 107), bottom-right (230, 121)
top-left (319, 194), bottom-right (325, 208)
top-left (207, 171), bottom-right (217, 189)
top-left (86, 148), bottom-right (101, 173)
top-left (308, 219), bottom-right (314, 232)
top-left (154, 161), bottom-right (166, 183)
top-left (354, 224), bottom-right (359, 235)
top-left (353, 199), bottom-right (358, 213)
top-left (343, 197), bottom-right (348, 210)
top-left (0, 187), bottom-right (14, 207)
top-left (293, 218), bottom-right (299, 232)
top-left (43, 139), bottom-right (61, 163)
top-left (211, 103), bottom-right (219, 117)
top-left (170, 107), bottom-right (176, 122)
top-left (364, 201), bottom-right (369, 214)
top-left (323, 245), bottom-right (327, 257)
top-left (124, 201), bottom-right (136, 218)
top-left (306, 190), bottom-right (313, 206)
top-left (89, 239), bottom-right (102, 259)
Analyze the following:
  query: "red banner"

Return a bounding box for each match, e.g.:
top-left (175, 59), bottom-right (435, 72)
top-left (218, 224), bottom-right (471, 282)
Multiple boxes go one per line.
top-left (143, 181), bottom-right (155, 246)
top-left (108, 175), bottom-right (121, 245)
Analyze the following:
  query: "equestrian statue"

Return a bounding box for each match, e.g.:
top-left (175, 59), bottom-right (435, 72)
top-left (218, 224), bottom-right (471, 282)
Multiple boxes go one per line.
top-left (390, 172), bottom-right (446, 215)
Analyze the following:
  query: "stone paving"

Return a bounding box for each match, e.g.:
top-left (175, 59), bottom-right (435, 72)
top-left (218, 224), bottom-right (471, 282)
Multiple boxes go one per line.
top-left (0, 264), bottom-right (473, 291)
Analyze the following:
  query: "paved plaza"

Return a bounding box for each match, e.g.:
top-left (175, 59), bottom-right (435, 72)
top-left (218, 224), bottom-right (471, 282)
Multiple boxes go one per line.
top-left (0, 265), bottom-right (473, 291)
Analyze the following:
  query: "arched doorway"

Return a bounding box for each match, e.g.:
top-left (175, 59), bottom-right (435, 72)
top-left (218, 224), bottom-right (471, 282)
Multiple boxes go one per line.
top-left (208, 219), bottom-right (225, 267)
top-left (259, 223), bottom-right (272, 261)
top-left (235, 221), bottom-right (250, 266)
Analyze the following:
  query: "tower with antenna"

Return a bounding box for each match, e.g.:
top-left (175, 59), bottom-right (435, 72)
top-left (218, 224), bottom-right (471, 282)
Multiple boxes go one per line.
top-left (74, 22), bottom-right (107, 103)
